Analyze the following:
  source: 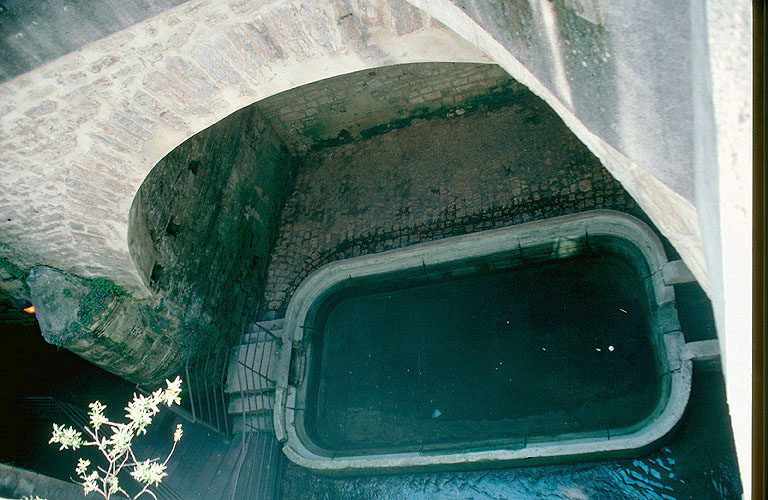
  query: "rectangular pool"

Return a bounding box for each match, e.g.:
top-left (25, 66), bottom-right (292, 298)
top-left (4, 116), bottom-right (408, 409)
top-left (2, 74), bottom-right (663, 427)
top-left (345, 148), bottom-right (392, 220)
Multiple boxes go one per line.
top-left (308, 252), bottom-right (658, 453)
top-left (274, 211), bottom-right (692, 474)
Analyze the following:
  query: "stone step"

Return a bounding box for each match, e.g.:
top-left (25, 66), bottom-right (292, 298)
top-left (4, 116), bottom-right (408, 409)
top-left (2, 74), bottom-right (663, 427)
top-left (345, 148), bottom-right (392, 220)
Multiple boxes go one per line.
top-left (241, 318), bottom-right (285, 343)
top-left (255, 318), bottom-right (285, 332)
top-left (242, 328), bottom-right (282, 344)
top-left (225, 341), bottom-right (279, 394)
top-left (231, 414), bottom-right (274, 434)
top-left (227, 392), bottom-right (275, 416)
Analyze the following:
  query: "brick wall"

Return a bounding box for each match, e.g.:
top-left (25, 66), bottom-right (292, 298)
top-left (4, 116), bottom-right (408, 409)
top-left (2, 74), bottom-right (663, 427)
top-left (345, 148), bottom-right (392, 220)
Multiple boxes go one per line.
top-left (0, 0), bottom-right (488, 298)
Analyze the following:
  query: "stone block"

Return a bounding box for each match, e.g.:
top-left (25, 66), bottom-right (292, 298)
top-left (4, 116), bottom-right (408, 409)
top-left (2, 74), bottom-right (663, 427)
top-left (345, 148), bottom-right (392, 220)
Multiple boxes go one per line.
top-left (24, 100), bottom-right (56, 118)
top-left (167, 56), bottom-right (217, 99)
top-left (142, 71), bottom-right (193, 107)
top-left (192, 43), bottom-right (244, 86)
top-left (88, 55), bottom-right (119, 74)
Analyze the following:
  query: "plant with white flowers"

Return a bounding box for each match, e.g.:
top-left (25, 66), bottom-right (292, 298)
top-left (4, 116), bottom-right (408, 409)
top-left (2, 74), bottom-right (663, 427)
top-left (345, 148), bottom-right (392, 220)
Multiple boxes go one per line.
top-left (49, 377), bottom-right (184, 500)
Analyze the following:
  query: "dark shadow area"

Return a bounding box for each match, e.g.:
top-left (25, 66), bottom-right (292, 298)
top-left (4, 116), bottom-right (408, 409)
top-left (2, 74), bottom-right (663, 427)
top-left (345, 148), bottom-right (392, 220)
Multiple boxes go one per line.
top-left (280, 270), bottom-right (742, 499)
top-left (0, 304), bottom-right (135, 482)
top-left (306, 252), bottom-right (658, 453)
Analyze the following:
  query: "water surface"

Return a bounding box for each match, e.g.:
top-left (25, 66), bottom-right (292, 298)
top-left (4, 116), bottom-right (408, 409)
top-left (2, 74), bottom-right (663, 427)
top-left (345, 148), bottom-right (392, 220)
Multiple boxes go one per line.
top-left (307, 253), bottom-right (658, 453)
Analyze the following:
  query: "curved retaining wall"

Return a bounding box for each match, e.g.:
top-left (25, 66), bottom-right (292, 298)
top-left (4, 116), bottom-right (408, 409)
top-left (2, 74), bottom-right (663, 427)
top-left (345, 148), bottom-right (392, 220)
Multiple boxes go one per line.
top-left (274, 210), bottom-right (693, 474)
top-left (128, 104), bottom-right (293, 356)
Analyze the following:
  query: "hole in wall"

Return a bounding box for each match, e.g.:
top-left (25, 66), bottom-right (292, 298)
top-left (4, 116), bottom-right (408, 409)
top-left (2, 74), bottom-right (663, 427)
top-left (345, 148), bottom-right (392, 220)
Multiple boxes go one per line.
top-left (166, 216), bottom-right (181, 236)
top-left (188, 159), bottom-right (201, 176)
top-left (149, 262), bottom-right (166, 291)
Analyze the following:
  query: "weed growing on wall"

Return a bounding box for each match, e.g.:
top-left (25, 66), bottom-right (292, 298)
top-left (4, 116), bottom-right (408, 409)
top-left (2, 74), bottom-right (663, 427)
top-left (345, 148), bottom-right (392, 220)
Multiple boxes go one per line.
top-left (49, 377), bottom-right (184, 500)
top-left (78, 277), bottom-right (127, 325)
top-left (58, 276), bottom-right (128, 344)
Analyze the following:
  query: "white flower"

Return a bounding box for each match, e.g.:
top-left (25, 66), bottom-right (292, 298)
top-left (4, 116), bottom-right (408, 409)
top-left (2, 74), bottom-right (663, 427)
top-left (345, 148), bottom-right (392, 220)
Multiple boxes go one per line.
top-left (107, 423), bottom-right (134, 458)
top-left (82, 470), bottom-right (99, 496)
top-left (106, 474), bottom-right (119, 496)
top-left (130, 460), bottom-right (167, 486)
top-left (161, 377), bottom-right (183, 407)
top-left (49, 423), bottom-right (83, 450)
top-left (151, 387), bottom-right (163, 401)
top-left (75, 458), bottom-right (90, 477)
top-left (88, 401), bottom-right (108, 432)
top-left (50, 384), bottom-right (183, 499)
top-left (125, 394), bottom-right (153, 435)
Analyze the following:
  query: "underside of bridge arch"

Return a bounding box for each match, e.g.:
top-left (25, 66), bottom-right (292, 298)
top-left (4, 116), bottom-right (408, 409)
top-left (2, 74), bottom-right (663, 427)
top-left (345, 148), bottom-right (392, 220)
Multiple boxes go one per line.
top-left (0, 0), bottom-right (749, 491)
top-left (125, 61), bottom-right (682, 379)
top-left (0, 0), bottom-right (729, 416)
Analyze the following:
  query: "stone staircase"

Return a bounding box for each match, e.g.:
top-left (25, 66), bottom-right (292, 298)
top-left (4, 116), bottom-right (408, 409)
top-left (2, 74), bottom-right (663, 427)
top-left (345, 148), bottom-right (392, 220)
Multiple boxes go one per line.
top-left (225, 318), bottom-right (283, 434)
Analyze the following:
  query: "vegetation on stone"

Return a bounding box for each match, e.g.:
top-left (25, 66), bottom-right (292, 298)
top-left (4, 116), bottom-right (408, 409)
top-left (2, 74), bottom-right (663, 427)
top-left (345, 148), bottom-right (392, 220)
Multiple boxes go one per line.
top-left (77, 277), bottom-right (127, 325)
top-left (0, 255), bottom-right (27, 281)
top-left (55, 276), bottom-right (128, 344)
top-left (48, 377), bottom-right (183, 500)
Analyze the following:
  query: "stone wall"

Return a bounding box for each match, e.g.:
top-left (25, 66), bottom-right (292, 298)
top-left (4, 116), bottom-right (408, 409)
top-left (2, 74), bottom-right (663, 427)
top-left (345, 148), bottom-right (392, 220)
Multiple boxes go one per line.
top-left (259, 62), bottom-right (516, 153)
top-left (3, 98), bottom-right (294, 385)
top-left (129, 104), bottom-right (293, 352)
top-left (0, 463), bottom-right (84, 500)
top-left (0, 0), bottom-right (489, 299)
top-left (259, 91), bottom-right (666, 321)
top-left (25, 266), bottom-right (184, 385)
top-left (0, 0), bottom-right (187, 83)
top-left (442, 0), bottom-right (696, 201)
top-left (408, 0), bottom-right (707, 296)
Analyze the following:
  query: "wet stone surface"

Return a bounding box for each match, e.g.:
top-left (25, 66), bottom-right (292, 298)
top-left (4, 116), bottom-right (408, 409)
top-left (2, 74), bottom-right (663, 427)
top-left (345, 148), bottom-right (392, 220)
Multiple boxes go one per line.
top-left (280, 369), bottom-right (740, 500)
top-left (258, 85), bottom-right (739, 499)
top-left (259, 95), bottom-right (647, 321)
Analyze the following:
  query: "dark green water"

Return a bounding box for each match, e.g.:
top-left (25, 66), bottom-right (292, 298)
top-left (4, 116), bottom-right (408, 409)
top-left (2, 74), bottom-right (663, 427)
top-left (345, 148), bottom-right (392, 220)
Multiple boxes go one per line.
top-left (306, 253), bottom-right (659, 453)
top-left (283, 278), bottom-right (742, 500)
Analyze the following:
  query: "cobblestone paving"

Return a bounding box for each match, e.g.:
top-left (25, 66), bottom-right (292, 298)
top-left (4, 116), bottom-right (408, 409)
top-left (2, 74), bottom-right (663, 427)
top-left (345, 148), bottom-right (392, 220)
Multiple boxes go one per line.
top-left (258, 98), bottom-right (650, 320)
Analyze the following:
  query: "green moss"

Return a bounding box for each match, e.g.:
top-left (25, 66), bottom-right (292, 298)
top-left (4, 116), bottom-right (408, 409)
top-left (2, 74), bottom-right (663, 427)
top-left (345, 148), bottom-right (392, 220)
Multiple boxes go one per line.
top-left (54, 277), bottom-right (127, 345)
top-left (0, 256), bottom-right (28, 281)
top-left (308, 81), bottom-right (525, 151)
top-left (61, 321), bottom-right (86, 344)
top-left (306, 128), bottom-right (353, 150)
top-left (77, 277), bottom-right (126, 325)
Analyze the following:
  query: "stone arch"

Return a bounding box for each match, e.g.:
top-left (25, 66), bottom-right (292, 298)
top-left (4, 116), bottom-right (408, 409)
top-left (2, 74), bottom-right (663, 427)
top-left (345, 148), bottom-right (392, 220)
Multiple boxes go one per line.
top-left (117, 0), bottom-right (493, 296)
top-left (0, 0), bottom-right (749, 489)
top-left (117, 0), bottom-right (714, 394)
top-left (1, 0), bottom-right (703, 299)
top-left (126, 60), bottom-right (526, 357)
top-left (0, 0), bottom-right (491, 301)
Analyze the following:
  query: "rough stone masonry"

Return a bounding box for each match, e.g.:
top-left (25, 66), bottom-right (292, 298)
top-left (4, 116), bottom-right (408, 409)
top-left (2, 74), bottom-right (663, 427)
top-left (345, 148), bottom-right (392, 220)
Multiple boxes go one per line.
top-left (258, 84), bottom-right (671, 321)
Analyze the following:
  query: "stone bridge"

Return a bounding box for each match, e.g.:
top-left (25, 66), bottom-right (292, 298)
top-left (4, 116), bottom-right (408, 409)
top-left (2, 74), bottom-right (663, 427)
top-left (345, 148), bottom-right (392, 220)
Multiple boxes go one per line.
top-left (0, 0), bottom-right (752, 493)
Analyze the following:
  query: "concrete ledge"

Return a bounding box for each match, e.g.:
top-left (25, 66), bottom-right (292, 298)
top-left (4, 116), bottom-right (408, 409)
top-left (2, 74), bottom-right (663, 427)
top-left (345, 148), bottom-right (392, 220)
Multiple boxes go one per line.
top-left (275, 210), bottom-right (694, 474)
top-left (0, 463), bottom-right (87, 500)
top-left (683, 339), bottom-right (721, 362)
top-left (662, 260), bottom-right (697, 285)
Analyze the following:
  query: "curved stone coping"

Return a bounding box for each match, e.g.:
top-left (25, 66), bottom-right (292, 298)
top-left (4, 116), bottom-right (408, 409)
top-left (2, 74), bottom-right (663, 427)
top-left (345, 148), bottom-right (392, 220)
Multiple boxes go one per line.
top-left (274, 210), bottom-right (692, 474)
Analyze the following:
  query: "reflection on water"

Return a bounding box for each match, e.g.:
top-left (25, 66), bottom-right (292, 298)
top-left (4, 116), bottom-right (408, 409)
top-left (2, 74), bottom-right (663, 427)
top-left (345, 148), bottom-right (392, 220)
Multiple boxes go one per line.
top-left (281, 370), bottom-right (741, 499)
